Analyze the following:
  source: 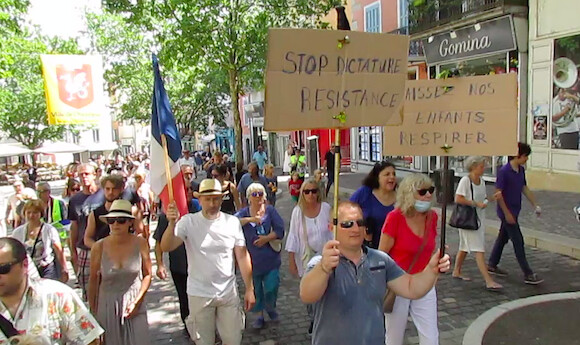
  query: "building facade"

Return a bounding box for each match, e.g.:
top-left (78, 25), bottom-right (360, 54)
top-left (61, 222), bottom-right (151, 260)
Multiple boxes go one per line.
top-left (349, 0), bottom-right (528, 179)
top-left (527, 0), bottom-right (580, 191)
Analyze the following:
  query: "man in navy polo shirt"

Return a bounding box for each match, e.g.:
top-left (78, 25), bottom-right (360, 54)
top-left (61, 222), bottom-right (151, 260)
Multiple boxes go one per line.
top-left (300, 201), bottom-right (450, 345)
top-left (488, 142), bottom-right (544, 285)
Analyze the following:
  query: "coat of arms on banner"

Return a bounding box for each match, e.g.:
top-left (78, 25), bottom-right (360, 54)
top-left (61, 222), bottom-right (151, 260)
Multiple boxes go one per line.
top-left (56, 64), bottom-right (94, 109)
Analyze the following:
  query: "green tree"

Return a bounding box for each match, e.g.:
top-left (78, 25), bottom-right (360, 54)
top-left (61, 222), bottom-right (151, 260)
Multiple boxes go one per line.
top-left (103, 0), bottom-right (337, 164)
top-left (0, 1), bottom-right (81, 151)
top-left (85, 12), bottom-right (229, 133)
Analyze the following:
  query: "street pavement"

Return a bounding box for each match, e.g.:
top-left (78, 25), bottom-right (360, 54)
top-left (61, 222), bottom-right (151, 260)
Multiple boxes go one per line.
top-left (2, 174), bottom-right (580, 344)
top-left (146, 174), bottom-right (580, 345)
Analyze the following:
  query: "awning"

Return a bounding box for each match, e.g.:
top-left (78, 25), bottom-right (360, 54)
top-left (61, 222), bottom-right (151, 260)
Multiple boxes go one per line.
top-left (201, 134), bottom-right (216, 142)
top-left (0, 143), bottom-right (32, 158)
top-left (34, 142), bottom-right (88, 154)
top-left (87, 142), bottom-right (118, 152)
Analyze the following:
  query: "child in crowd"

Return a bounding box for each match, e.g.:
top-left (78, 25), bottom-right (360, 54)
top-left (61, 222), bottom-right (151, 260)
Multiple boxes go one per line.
top-left (264, 164), bottom-right (278, 206)
top-left (313, 169), bottom-right (326, 200)
top-left (288, 171), bottom-right (303, 203)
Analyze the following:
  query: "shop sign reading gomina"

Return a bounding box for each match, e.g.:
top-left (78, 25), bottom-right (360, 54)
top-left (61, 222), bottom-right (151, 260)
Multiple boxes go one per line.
top-left (422, 16), bottom-right (517, 65)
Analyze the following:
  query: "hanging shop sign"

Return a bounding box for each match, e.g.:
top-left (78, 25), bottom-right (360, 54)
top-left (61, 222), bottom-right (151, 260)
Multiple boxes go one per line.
top-left (383, 73), bottom-right (518, 156)
top-left (422, 16), bottom-right (516, 65)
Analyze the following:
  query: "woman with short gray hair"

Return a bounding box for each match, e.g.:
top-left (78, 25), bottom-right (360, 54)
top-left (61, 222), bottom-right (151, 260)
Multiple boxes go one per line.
top-left (236, 183), bottom-right (285, 329)
top-left (452, 156), bottom-right (502, 291)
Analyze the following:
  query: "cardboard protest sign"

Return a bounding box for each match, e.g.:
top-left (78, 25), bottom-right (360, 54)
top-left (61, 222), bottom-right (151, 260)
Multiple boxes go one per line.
top-left (383, 73), bottom-right (518, 156)
top-left (264, 29), bottom-right (409, 131)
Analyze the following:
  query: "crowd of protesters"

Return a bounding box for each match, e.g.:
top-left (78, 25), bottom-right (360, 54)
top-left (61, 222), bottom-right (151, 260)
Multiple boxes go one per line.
top-left (0, 142), bottom-right (547, 345)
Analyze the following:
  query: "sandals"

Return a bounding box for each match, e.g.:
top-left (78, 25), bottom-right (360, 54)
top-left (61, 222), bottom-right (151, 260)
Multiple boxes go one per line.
top-left (486, 283), bottom-right (503, 292)
top-left (452, 275), bottom-right (472, 281)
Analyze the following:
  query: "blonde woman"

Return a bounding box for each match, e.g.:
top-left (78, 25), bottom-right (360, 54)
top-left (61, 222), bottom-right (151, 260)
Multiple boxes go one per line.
top-left (452, 156), bottom-right (502, 290)
top-left (379, 174), bottom-right (439, 345)
top-left (12, 200), bottom-right (68, 281)
top-left (285, 178), bottom-right (332, 335)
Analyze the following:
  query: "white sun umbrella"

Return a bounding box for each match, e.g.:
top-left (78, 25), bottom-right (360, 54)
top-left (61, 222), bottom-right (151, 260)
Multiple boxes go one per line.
top-left (34, 142), bottom-right (88, 154)
top-left (0, 143), bottom-right (33, 158)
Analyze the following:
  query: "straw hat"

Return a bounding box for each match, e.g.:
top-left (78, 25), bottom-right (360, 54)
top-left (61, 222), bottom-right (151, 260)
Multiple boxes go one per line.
top-left (193, 179), bottom-right (224, 198)
top-left (99, 199), bottom-right (135, 222)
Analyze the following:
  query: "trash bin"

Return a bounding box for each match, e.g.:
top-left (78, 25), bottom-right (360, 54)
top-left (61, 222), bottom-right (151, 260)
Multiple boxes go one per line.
top-left (432, 169), bottom-right (455, 204)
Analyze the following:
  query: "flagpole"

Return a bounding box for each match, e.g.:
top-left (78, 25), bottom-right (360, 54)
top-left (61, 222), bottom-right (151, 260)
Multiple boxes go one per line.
top-left (161, 134), bottom-right (175, 202)
top-left (332, 129), bottom-right (340, 239)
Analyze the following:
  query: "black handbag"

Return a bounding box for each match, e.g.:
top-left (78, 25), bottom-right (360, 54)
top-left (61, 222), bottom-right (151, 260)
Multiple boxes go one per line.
top-left (449, 180), bottom-right (480, 230)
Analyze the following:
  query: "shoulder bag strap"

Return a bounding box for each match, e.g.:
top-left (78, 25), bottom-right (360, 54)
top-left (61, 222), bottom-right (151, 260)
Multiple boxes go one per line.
top-left (469, 180), bottom-right (481, 228)
top-left (301, 209), bottom-right (314, 253)
top-left (407, 213), bottom-right (431, 273)
top-left (0, 312), bottom-right (19, 338)
top-left (29, 224), bottom-right (44, 260)
top-left (470, 179), bottom-right (475, 202)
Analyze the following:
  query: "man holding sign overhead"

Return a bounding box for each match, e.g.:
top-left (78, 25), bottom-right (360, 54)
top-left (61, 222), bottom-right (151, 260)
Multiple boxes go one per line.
top-left (300, 201), bottom-right (450, 345)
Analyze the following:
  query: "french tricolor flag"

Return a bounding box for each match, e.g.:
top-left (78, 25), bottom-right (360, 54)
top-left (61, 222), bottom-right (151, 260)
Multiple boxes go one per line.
top-left (150, 54), bottom-right (188, 216)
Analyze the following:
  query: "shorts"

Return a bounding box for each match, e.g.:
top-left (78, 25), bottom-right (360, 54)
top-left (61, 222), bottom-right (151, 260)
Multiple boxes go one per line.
top-left (186, 290), bottom-right (245, 345)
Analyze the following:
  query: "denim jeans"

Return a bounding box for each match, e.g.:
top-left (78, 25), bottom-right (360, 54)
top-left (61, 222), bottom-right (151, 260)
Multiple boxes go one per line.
top-left (488, 220), bottom-right (533, 276)
top-left (251, 269), bottom-right (280, 313)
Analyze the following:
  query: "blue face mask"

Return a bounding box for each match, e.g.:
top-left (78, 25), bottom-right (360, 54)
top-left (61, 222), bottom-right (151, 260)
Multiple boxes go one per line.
top-left (414, 200), bottom-right (432, 213)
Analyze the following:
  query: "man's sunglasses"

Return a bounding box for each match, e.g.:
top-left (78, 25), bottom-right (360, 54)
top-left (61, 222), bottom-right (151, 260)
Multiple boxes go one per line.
top-left (105, 218), bottom-right (131, 225)
top-left (251, 191), bottom-right (264, 197)
top-left (340, 219), bottom-right (366, 228)
top-left (303, 189), bottom-right (318, 195)
top-left (0, 261), bottom-right (21, 275)
top-left (417, 186), bottom-right (435, 196)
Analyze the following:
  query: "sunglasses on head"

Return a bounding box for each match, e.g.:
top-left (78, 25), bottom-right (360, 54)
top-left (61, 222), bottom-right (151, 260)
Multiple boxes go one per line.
top-left (303, 189), bottom-right (318, 195)
top-left (251, 191), bottom-right (264, 197)
top-left (0, 261), bottom-right (21, 275)
top-left (417, 186), bottom-right (435, 196)
top-left (340, 219), bottom-right (366, 228)
top-left (105, 217), bottom-right (131, 225)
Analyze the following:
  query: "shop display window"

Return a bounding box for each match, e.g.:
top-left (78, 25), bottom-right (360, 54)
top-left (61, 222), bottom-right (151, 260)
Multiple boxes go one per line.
top-left (551, 34), bottom-right (580, 150)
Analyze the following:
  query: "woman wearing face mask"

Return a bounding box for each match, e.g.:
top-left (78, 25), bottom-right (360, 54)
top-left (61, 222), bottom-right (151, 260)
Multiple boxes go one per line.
top-left (350, 161), bottom-right (397, 249)
top-left (379, 174), bottom-right (439, 345)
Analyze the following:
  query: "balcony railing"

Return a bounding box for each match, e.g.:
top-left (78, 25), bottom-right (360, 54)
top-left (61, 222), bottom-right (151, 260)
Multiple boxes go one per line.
top-left (389, 26), bottom-right (425, 57)
top-left (409, 0), bottom-right (507, 34)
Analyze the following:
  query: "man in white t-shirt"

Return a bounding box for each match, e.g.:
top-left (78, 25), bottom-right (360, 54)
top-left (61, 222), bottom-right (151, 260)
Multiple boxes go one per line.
top-left (161, 179), bottom-right (255, 345)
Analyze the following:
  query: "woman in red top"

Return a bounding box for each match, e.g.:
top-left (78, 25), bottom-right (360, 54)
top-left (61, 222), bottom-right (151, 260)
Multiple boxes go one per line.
top-left (379, 173), bottom-right (439, 345)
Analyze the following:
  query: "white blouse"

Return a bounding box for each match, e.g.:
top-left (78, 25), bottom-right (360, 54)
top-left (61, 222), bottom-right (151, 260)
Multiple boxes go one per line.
top-left (285, 202), bottom-right (333, 277)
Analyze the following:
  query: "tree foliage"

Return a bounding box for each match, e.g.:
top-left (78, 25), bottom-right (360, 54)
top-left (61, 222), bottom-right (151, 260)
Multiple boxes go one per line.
top-left (85, 11), bottom-right (229, 133)
top-left (0, 0), bottom-right (81, 150)
top-left (102, 0), bottom-right (337, 163)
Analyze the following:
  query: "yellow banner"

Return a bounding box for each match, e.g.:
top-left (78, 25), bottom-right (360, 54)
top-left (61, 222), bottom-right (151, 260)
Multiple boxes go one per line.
top-left (41, 55), bottom-right (105, 125)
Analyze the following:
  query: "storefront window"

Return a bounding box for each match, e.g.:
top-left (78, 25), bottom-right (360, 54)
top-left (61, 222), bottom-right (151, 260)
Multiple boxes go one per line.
top-left (358, 126), bottom-right (382, 162)
top-left (370, 127), bottom-right (381, 161)
top-left (359, 127), bottom-right (370, 161)
top-left (551, 34), bottom-right (580, 150)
